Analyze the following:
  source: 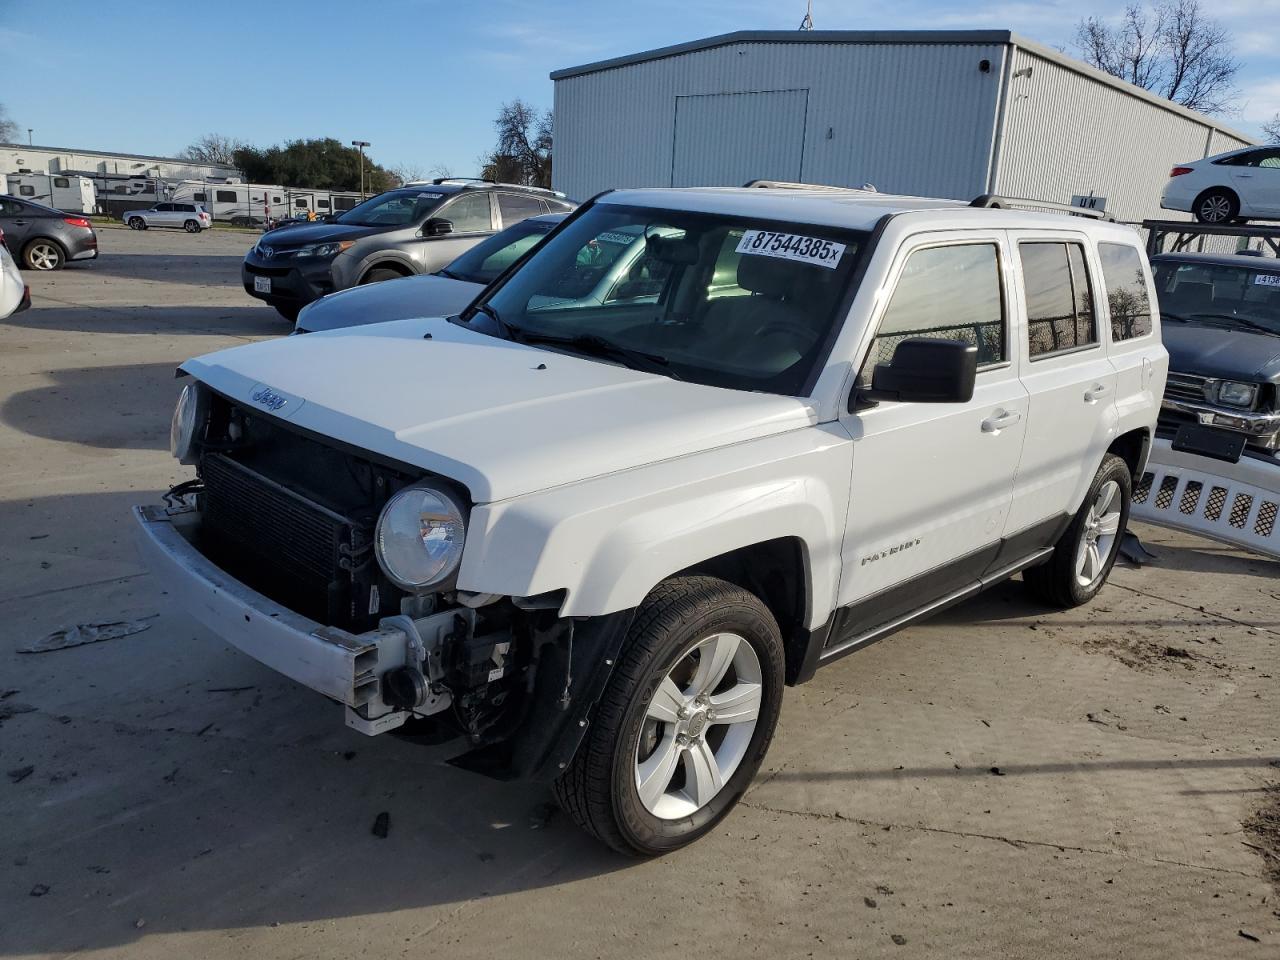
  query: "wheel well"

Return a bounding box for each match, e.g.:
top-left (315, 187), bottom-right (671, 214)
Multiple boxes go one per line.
top-left (1194, 185), bottom-right (1238, 206)
top-left (24, 235), bottom-right (67, 256)
top-left (1108, 428), bottom-right (1150, 482)
top-left (678, 538), bottom-right (809, 679)
top-left (360, 261), bottom-right (412, 283)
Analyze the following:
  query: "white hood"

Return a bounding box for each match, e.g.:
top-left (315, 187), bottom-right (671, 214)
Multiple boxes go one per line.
top-left (183, 317), bottom-right (818, 503)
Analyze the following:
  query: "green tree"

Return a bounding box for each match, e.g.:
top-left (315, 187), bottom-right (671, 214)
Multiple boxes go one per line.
top-left (231, 138), bottom-right (395, 192)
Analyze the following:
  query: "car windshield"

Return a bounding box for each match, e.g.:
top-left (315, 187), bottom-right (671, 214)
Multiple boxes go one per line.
top-left (336, 188), bottom-right (446, 227)
top-left (441, 218), bottom-right (557, 285)
top-left (1154, 260), bottom-right (1280, 336)
top-left (476, 203), bottom-right (866, 395)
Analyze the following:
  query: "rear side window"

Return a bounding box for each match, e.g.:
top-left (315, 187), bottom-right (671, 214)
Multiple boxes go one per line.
top-left (1098, 243), bottom-right (1153, 341)
top-left (497, 193), bottom-right (544, 226)
top-left (861, 243), bottom-right (1006, 382)
top-left (1020, 242), bottom-right (1097, 359)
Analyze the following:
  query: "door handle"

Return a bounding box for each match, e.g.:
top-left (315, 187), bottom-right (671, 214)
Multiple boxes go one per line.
top-left (981, 410), bottom-right (1022, 433)
top-left (1084, 383), bottom-right (1111, 402)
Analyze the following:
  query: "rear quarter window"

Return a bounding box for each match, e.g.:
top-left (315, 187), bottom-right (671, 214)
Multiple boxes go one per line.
top-left (1098, 243), bottom-right (1153, 341)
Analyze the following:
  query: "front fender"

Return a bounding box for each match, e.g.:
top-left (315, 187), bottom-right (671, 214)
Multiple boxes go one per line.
top-left (458, 424), bottom-right (853, 630)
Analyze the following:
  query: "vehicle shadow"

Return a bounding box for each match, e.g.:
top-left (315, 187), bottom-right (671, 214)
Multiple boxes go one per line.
top-left (79, 251), bottom-right (250, 284)
top-left (1, 362), bottom-right (186, 450)
top-left (5, 304), bottom-right (286, 337)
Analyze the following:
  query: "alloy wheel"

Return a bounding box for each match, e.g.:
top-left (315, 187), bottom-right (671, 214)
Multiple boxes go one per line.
top-left (27, 243), bottom-right (61, 270)
top-left (635, 631), bottom-right (762, 820)
top-left (1075, 480), bottom-right (1122, 588)
top-left (1199, 195), bottom-right (1232, 222)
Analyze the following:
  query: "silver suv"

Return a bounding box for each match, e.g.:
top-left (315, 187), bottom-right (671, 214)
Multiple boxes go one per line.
top-left (125, 202), bottom-right (211, 233)
top-left (242, 179), bottom-right (575, 321)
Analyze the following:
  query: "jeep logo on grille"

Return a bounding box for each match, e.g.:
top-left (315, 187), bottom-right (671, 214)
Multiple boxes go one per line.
top-left (251, 387), bottom-right (288, 412)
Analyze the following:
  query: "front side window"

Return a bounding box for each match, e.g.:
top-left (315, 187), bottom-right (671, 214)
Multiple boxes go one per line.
top-left (1020, 241), bottom-right (1097, 358)
top-left (156, 203), bottom-right (173, 211)
top-left (479, 203), bottom-right (866, 395)
top-left (1100, 243), bottom-right (1153, 340)
top-left (442, 218), bottom-right (554, 284)
top-left (440, 193), bottom-right (493, 233)
top-left (861, 243), bottom-right (1005, 383)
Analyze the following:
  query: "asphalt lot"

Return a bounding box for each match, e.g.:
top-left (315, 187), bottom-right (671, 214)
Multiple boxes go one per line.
top-left (1, 226), bottom-right (1278, 958)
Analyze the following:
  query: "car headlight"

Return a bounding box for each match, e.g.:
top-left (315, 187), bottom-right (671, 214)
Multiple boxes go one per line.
top-left (375, 483), bottom-right (467, 591)
top-left (1215, 380), bottom-right (1257, 408)
top-left (293, 241), bottom-right (354, 259)
top-left (170, 382), bottom-right (208, 464)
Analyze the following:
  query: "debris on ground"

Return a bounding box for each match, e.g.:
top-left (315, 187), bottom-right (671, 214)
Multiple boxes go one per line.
top-left (372, 811), bottom-right (390, 839)
top-left (19, 617), bottom-right (156, 654)
top-left (7, 765), bottom-right (34, 783)
top-left (29, 884), bottom-right (49, 897)
top-left (891, 934), bottom-right (908, 945)
top-left (1238, 930), bottom-right (1260, 943)
top-left (990, 767), bottom-right (1005, 776)
top-left (1163, 646), bottom-right (1193, 659)
top-left (864, 896), bottom-right (877, 908)
top-left (0, 702), bottom-right (36, 726)
top-left (1244, 783), bottom-right (1280, 892)
top-left (205, 685), bottom-right (255, 694)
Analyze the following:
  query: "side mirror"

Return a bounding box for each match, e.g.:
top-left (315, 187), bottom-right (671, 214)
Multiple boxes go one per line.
top-left (425, 218), bottom-right (454, 237)
top-left (860, 338), bottom-right (977, 404)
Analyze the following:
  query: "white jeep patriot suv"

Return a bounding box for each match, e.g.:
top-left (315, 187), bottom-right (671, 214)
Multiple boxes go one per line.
top-left (135, 185), bottom-right (1167, 855)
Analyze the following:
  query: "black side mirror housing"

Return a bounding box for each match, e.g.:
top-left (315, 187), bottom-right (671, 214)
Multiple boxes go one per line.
top-left (860, 338), bottom-right (978, 405)
top-left (425, 218), bottom-right (454, 237)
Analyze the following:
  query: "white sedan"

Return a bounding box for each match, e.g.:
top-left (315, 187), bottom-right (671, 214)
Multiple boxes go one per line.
top-left (0, 237), bottom-right (31, 318)
top-left (1161, 145), bottom-right (1280, 223)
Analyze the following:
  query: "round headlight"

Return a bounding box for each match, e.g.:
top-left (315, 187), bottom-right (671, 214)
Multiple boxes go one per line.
top-left (170, 382), bottom-right (208, 464)
top-left (375, 484), bottom-right (467, 591)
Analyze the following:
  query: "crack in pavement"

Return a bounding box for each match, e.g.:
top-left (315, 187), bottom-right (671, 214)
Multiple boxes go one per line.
top-left (740, 799), bottom-right (1263, 880)
top-left (1110, 581), bottom-right (1280, 637)
top-left (1, 571), bottom-right (148, 605)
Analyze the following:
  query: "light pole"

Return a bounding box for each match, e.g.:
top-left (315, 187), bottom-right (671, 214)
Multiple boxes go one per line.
top-left (351, 140), bottom-right (370, 199)
top-left (27, 128), bottom-right (33, 146)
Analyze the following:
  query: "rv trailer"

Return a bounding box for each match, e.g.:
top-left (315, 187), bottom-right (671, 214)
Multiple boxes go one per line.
top-left (4, 173), bottom-right (95, 213)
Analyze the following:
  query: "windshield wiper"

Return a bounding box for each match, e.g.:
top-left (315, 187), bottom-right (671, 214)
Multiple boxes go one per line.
top-left (436, 268), bottom-right (462, 280)
top-left (1188, 312), bottom-right (1279, 336)
top-left (1161, 311), bottom-right (1191, 322)
top-left (471, 302), bottom-right (526, 342)
top-left (518, 331), bottom-right (679, 379)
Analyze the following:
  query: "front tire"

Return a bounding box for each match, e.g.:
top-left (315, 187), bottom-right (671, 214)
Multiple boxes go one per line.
top-left (23, 238), bottom-right (65, 271)
top-left (1194, 188), bottom-right (1240, 224)
top-left (1024, 453), bottom-right (1131, 608)
top-left (555, 576), bottom-right (784, 856)
top-left (361, 267), bottom-right (404, 284)
top-left (127, 217), bottom-right (143, 230)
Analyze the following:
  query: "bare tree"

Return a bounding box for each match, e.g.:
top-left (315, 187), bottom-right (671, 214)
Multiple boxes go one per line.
top-left (1264, 115), bottom-right (1280, 144)
top-left (0, 103), bottom-right (19, 143)
top-left (1074, 0), bottom-right (1240, 115)
top-left (480, 100), bottom-right (553, 187)
top-left (390, 163), bottom-right (428, 185)
top-left (179, 133), bottom-right (244, 166)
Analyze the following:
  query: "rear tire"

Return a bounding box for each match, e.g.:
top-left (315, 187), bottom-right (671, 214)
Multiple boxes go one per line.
top-left (361, 267), bottom-right (404, 284)
top-left (22, 238), bottom-right (65, 271)
top-left (1024, 453), bottom-right (1131, 608)
top-left (554, 576), bottom-right (784, 857)
top-left (183, 219), bottom-right (200, 233)
top-left (1194, 188), bottom-right (1240, 224)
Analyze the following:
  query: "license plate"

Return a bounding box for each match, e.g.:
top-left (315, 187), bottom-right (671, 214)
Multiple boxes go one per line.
top-left (253, 276), bottom-right (271, 294)
top-left (1171, 424), bottom-right (1246, 463)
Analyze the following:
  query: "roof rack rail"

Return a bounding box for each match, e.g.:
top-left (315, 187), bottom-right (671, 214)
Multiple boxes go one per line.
top-left (1141, 218), bottom-right (1280, 257)
top-left (430, 177), bottom-right (495, 186)
top-left (743, 179), bottom-right (878, 192)
top-left (411, 177), bottom-right (567, 199)
top-left (970, 194), bottom-right (1114, 221)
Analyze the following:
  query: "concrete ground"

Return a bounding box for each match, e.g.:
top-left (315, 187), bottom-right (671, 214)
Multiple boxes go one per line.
top-left (1, 228), bottom-right (1277, 958)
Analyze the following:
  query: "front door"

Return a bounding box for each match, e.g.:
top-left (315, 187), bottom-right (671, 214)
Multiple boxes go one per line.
top-left (836, 233), bottom-right (1028, 640)
top-left (416, 192), bottom-right (495, 273)
top-left (0, 198), bottom-right (34, 249)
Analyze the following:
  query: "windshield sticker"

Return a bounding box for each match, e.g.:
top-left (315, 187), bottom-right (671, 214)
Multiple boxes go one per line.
top-left (596, 231), bottom-right (638, 245)
top-left (736, 230), bottom-right (845, 269)
top-left (1254, 273), bottom-right (1280, 287)
top-left (415, 192), bottom-right (444, 200)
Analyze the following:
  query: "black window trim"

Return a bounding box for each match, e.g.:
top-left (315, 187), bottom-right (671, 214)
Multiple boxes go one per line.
top-left (1018, 238), bottom-right (1101, 364)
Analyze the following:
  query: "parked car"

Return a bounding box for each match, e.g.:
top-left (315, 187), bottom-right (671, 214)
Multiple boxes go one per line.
top-left (1150, 251), bottom-right (1280, 456)
top-left (1161, 145), bottom-right (1280, 224)
top-left (136, 186), bottom-right (1165, 855)
top-left (242, 179), bottom-right (575, 321)
top-left (0, 241), bottom-right (31, 318)
top-left (296, 213), bottom-right (566, 332)
top-left (124, 202), bottom-right (212, 233)
top-left (0, 194), bottom-right (98, 271)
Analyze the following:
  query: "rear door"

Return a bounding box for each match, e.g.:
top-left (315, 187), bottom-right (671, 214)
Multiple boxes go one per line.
top-left (496, 192), bottom-right (545, 230)
top-left (837, 232), bottom-right (1029, 625)
top-left (1225, 148), bottom-right (1280, 216)
top-left (1004, 234), bottom-right (1118, 537)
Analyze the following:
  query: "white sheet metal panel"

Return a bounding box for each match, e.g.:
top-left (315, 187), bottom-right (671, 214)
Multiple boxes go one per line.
top-left (672, 90), bottom-right (809, 187)
top-left (1131, 439), bottom-right (1280, 560)
top-left (553, 39), bottom-right (1006, 201)
top-left (995, 47), bottom-right (1252, 223)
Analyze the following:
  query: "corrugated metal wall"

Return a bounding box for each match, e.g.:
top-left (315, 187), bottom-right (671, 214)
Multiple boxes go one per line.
top-left (995, 46), bottom-right (1252, 223)
top-left (553, 40), bottom-right (1008, 201)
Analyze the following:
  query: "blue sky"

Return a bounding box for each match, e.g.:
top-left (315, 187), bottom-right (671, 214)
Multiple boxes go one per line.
top-left (3, 0), bottom-right (1278, 175)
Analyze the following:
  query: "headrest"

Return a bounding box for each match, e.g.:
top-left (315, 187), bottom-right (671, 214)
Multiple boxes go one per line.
top-left (1176, 281), bottom-right (1215, 314)
top-left (737, 255), bottom-right (795, 299)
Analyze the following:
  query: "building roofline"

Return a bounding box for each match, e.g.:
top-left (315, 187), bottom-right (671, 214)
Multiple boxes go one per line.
top-left (549, 29), bottom-right (1254, 144)
top-left (0, 142), bottom-right (240, 170)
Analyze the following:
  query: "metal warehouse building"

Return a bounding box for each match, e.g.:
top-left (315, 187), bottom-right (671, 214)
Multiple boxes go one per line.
top-left (550, 30), bottom-right (1253, 221)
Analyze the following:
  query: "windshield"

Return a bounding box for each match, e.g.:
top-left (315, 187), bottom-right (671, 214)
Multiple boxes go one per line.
top-left (1154, 260), bottom-right (1280, 335)
top-left (442, 218), bottom-right (556, 284)
top-left (476, 203), bottom-right (865, 395)
top-left (336, 188), bottom-right (446, 227)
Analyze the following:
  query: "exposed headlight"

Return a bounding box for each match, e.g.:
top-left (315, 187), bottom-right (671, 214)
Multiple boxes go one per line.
top-left (375, 484), bottom-right (467, 591)
top-left (1215, 380), bottom-right (1257, 408)
top-left (292, 240), bottom-right (354, 259)
top-left (170, 382), bottom-right (208, 464)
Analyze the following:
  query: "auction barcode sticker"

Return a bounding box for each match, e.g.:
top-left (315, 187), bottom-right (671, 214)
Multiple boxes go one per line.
top-left (736, 230), bottom-right (845, 269)
top-left (596, 231), bottom-right (638, 245)
top-left (1254, 273), bottom-right (1280, 287)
